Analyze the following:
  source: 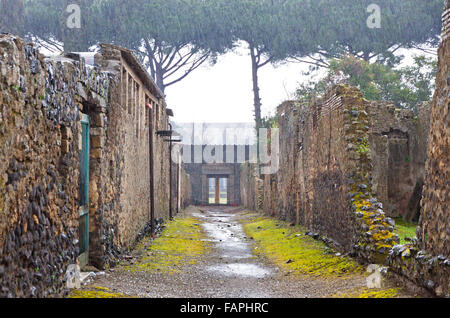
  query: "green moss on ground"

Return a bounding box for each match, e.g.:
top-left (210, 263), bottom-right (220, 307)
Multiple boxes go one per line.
top-left (123, 216), bottom-right (208, 274)
top-left (394, 218), bottom-right (418, 244)
top-left (242, 216), bottom-right (363, 277)
top-left (69, 286), bottom-right (131, 298)
top-left (332, 287), bottom-right (401, 298)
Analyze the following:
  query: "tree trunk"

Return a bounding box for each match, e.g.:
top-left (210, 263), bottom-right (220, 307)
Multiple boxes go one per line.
top-left (155, 64), bottom-right (166, 94)
top-left (250, 45), bottom-right (263, 173)
top-left (250, 46), bottom-right (262, 130)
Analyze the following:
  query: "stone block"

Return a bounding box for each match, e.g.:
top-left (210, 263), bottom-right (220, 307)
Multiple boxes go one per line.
top-left (90, 148), bottom-right (102, 159)
top-left (91, 135), bottom-right (104, 149)
top-left (61, 140), bottom-right (69, 154)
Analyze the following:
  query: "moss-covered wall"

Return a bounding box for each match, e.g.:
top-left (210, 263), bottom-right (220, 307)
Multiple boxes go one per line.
top-left (242, 85), bottom-right (400, 263)
top-left (241, 75), bottom-right (448, 295)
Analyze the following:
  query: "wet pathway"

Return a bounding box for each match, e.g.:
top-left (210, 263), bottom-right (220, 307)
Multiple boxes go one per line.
top-left (76, 206), bottom-right (389, 298)
top-left (195, 208), bottom-right (274, 282)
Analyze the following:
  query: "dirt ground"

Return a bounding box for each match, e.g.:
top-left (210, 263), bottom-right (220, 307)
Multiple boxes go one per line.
top-left (70, 206), bottom-right (420, 298)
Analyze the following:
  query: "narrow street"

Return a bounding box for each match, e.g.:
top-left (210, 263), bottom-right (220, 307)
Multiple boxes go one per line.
top-left (70, 206), bottom-right (414, 298)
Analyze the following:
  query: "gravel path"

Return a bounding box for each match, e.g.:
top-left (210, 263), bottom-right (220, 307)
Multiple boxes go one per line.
top-left (78, 206), bottom-right (411, 298)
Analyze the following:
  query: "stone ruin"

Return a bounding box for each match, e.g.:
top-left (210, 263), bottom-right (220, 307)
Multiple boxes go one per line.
top-left (240, 4), bottom-right (449, 295)
top-left (387, 4), bottom-right (449, 297)
top-left (243, 85), bottom-right (408, 261)
top-left (0, 34), bottom-right (191, 297)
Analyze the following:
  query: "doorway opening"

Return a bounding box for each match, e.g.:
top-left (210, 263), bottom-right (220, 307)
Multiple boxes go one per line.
top-left (208, 176), bottom-right (228, 205)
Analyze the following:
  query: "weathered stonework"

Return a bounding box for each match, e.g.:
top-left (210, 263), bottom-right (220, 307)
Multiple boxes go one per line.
top-left (0, 35), bottom-right (189, 297)
top-left (387, 4), bottom-right (450, 297)
top-left (368, 101), bottom-right (430, 222)
top-left (0, 35), bottom-right (89, 297)
top-left (241, 84), bottom-right (429, 266)
top-left (240, 25), bottom-right (448, 295)
top-left (179, 166), bottom-right (192, 210)
top-left (419, 4), bottom-right (450, 263)
top-left (184, 145), bottom-right (250, 206)
top-left (240, 162), bottom-right (258, 211)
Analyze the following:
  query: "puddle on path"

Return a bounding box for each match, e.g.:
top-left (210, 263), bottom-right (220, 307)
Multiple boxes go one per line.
top-left (195, 209), bottom-right (274, 279)
top-left (206, 263), bottom-right (272, 278)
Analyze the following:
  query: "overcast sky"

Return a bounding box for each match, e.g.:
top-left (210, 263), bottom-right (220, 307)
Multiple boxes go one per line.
top-left (166, 43), bottom-right (313, 125)
top-left (166, 44), bottom-right (436, 126)
top-left (39, 41), bottom-right (314, 126)
top-left (40, 42), bottom-right (436, 128)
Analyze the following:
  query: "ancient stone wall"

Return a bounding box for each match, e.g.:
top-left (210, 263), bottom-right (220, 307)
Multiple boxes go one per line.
top-left (84, 44), bottom-right (169, 267)
top-left (388, 4), bottom-right (449, 297)
top-left (262, 174), bottom-right (277, 217)
top-left (170, 158), bottom-right (192, 216)
top-left (0, 35), bottom-right (177, 297)
top-left (241, 56), bottom-right (447, 296)
top-left (0, 35), bottom-right (84, 298)
top-left (240, 162), bottom-right (258, 211)
top-left (368, 101), bottom-right (430, 222)
top-left (152, 103), bottom-right (170, 220)
top-left (419, 4), bottom-right (449, 260)
top-left (242, 85), bottom-right (402, 263)
top-left (184, 145), bottom-right (249, 206)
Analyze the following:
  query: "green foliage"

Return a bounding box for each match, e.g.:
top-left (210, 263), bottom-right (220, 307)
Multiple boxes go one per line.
top-left (124, 216), bottom-right (208, 274)
top-left (398, 55), bottom-right (438, 109)
top-left (296, 55), bottom-right (437, 112)
top-left (394, 217), bottom-right (418, 244)
top-left (19, 0), bottom-right (445, 58)
top-left (333, 287), bottom-right (401, 298)
top-left (12, 0), bottom-right (444, 107)
top-left (261, 114), bottom-right (278, 129)
top-left (356, 138), bottom-right (370, 155)
top-left (217, 0), bottom-right (443, 62)
top-left (316, 0), bottom-right (443, 63)
top-left (69, 286), bottom-right (131, 298)
top-left (11, 85), bottom-right (21, 92)
top-left (21, 0), bottom-right (228, 91)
